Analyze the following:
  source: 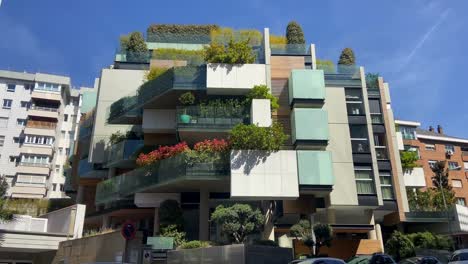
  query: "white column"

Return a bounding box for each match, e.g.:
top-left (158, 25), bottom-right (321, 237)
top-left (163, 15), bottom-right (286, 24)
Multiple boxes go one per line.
top-left (367, 210), bottom-right (377, 240)
top-left (310, 44), bottom-right (317, 70)
top-left (199, 190), bottom-right (209, 241)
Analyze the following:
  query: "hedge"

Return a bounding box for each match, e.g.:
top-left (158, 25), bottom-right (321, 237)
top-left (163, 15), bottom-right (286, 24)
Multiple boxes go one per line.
top-left (152, 48), bottom-right (205, 65)
top-left (147, 24), bottom-right (219, 43)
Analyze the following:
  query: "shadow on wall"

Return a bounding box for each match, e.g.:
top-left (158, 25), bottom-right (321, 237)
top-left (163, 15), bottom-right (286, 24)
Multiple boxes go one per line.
top-left (230, 150), bottom-right (272, 175)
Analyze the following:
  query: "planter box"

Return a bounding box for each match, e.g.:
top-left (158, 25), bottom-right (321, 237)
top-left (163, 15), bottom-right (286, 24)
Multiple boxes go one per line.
top-left (167, 244), bottom-right (293, 264)
top-left (206, 63), bottom-right (267, 95)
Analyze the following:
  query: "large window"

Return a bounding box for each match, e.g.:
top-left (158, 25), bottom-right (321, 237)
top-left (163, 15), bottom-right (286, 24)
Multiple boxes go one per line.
top-left (369, 99), bottom-right (383, 124)
top-left (355, 166), bottom-right (376, 195)
top-left (7, 84), bottom-right (16, 92)
top-left (350, 125), bottom-right (370, 153)
top-left (452, 179), bottom-right (463, 188)
top-left (24, 135), bottom-right (54, 146)
top-left (21, 154), bottom-right (49, 165)
top-left (36, 82), bottom-right (60, 92)
top-left (400, 126), bottom-right (416, 140)
top-left (445, 145), bottom-right (455, 153)
top-left (404, 145), bottom-right (420, 159)
top-left (16, 174), bottom-right (46, 185)
top-left (2, 99), bottom-right (12, 109)
top-left (425, 144), bottom-right (436, 151)
top-left (448, 161), bottom-right (460, 170)
top-left (345, 89), bottom-right (365, 116)
top-left (0, 117), bottom-right (7, 128)
top-left (380, 172), bottom-right (394, 199)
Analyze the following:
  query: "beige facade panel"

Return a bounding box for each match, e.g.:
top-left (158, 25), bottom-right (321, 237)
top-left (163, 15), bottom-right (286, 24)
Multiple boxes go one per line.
top-left (19, 145), bottom-right (53, 156)
top-left (11, 186), bottom-right (47, 196)
top-left (16, 164), bottom-right (50, 175)
top-left (24, 127), bottom-right (56, 137)
top-left (28, 108), bottom-right (59, 119)
top-left (31, 91), bottom-right (61, 101)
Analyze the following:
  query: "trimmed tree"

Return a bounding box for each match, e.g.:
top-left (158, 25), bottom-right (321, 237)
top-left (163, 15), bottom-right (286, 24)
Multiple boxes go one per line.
top-left (313, 223), bottom-right (333, 256)
top-left (400, 151), bottom-right (419, 173)
top-left (338, 48), bottom-right (356, 65)
top-left (211, 204), bottom-right (264, 244)
top-left (286, 21), bottom-right (305, 44)
top-left (385, 231), bottom-right (415, 261)
top-left (431, 161), bottom-right (456, 210)
top-left (126, 32), bottom-right (148, 62)
top-left (290, 220), bottom-right (315, 256)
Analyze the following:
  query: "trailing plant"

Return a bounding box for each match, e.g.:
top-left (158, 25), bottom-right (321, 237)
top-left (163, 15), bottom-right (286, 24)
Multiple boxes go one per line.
top-left (179, 92), bottom-right (196, 105)
top-left (400, 150), bottom-right (419, 173)
top-left (245, 85), bottom-right (279, 111)
top-left (286, 21), bottom-right (305, 44)
top-left (270, 34), bottom-right (287, 45)
top-left (366, 73), bottom-right (380, 88)
top-left (316, 59), bottom-right (336, 73)
top-left (211, 203), bottom-right (264, 244)
top-left (181, 240), bottom-right (210, 249)
top-left (161, 224), bottom-right (186, 247)
top-left (338, 48), bottom-right (356, 65)
top-left (152, 48), bottom-right (204, 65)
top-left (147, 24), bottom-right (219, 43)
top-left (159, 199), bottom-right (184, 230)
top-left (229, 123), bottom-right (288, 151)
top-left (136, 142), bottom-right (189, 167)
top-left (125, 32), bottom-right (148, 62)
top-left (146, 67), bottom-right (170, 82)
top-left (109, 131), bottom-right (126, 145)
top-left (211, 27), bottom-right (262, 46)
top-left (385, 231), bottom-right (415, 261)
top-left (204, 39), bottom-right (256, 64)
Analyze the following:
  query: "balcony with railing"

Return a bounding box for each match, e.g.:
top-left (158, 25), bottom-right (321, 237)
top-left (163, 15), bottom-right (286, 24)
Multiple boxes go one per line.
top-left (25, 120), bottom-right (57, 130)
top-left (371, 113), bottom-right (384, 124)
top-left (95, 154), bottom-right (230, 205)
top-left (105, 139), bottom-right (144, 169)
top-left (16, 162), bottom-right (50, 175)
top-left (317, 64), bottom-right (362, 87)
top-left (28, 105), bottom-right (59, 119)
top-left (176, 105), bottom-right (249, 130)
top-left (405, 211), bottom-right (451, 223)
top-left (351, 139), bottom-right (370, 154)
top-left (78, 158), bottom-right (107, 179)
top-left (270, 44), bottom-right (310, 56)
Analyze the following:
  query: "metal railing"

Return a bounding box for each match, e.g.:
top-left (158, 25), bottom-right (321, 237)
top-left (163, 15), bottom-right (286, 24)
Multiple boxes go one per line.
top-left (95, 154), bottom-right (229, 205)
top-left (30, 106), bottom-right (59, 112)
top-left (176, 105), bottom-right (249, 129)
top-left (367, 89), bottom-right (380, 96)
top-left (26, 120), bottom-right (57, 129)
top-left (17, 162), bottom-right (50, 168)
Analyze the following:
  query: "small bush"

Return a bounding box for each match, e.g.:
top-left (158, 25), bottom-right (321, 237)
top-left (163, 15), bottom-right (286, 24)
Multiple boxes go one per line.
top-left (178, 92), bottom-right (195, 105)
top-left (338, 48), bottom-right (356, 65)
top-left (270, 34), bottom-right (287, 45)
top-left (161, 225), bottom-right (186, 247)
top-left (229, 123), bottom-right (288, 151)
top-left (385, 231), bottom-right (415, 261)
top-left (245, 85), bottom-right (279, 111)
top-left (253, 239), bottom-right (279, 247)
top-left (181, 240), bottom-right (210, 249)
top-left (204, 39), bottom-right (256, 64)
top-left (316, 59), bottom-right (335, 73)
top-left (211, 27), bottom-right (262, 46)
top-left (146, 67), bottom-right (170, 82)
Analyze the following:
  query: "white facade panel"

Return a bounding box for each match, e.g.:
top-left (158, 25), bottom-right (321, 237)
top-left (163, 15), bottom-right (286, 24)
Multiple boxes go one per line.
top-left (403, 167), bottom-right (426, 187)
top-left (206, 63), bottom-right (267, 95)
top-left (250, 99), bottom-right (272, 127)
top-left (230, 150), bottom-right (299, 199)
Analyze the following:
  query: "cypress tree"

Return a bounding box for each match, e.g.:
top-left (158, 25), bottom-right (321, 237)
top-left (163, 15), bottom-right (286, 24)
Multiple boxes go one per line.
top-left (338, 48), bottom-right (356, 65)
top-left (286, 21), bottom-right (305, 44)
top-left (126, 32), bottom-right (148, 62)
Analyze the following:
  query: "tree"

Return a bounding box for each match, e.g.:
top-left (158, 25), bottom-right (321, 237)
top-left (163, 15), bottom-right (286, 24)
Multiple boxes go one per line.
top-left (385, 231), bottom-right (415, 261)
top-left (125, 31), bottom-right (148, 62)
top-left (159, 200), bottom-right (184, 231)
top-left (290, 220), bottom-right (315, 256)
top-left (431, 161), bottom-right (450, 189)
top-left (338, 48), bottom-right (356, 65)
top-left (400, 151), bottom-right (419, 173)
top-left (313, 223), bottom-right (333, 256)
top-left (229, 123), bottom-right (288, 151)
top-left (211, 204), bottom-right (264, 244)
top-left (431, 161), bottom-right (456, 210)
top-left (286, 21), bottom-right (305, 44)
top-left (0, 176), bottom-right (13, 222)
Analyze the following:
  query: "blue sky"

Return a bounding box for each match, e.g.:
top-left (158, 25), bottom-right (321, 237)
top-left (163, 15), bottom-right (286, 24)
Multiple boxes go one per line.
top-left (0, 0), bottom-right (467, 137)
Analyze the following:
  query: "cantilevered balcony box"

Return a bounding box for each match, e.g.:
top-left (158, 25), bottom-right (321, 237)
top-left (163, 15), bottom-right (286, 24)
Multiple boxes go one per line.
top-left (288, 69), bottom-right (325, 107)
top-left (297, 150), bottom-right (334, 195)
top-left (250, 99), bottom-right (272, 127)
top-left (206, 63), bottom-right (267, 95)
top-left (230, 150), bottom-right (299, 199)
top-left (291, 108), bottom-right (329, 149)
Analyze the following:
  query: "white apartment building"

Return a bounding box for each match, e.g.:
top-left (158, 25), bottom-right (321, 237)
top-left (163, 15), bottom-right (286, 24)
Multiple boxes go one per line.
top-left (0, 70), bottom-right (81, 199)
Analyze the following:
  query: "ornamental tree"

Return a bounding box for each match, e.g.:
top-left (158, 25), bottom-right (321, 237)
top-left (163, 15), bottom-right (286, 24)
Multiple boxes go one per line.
top-left (125, 31), bottom-right (148, 62)
top-left (313, 223), bottom-right (333, 256)
top-left (290, 220), bottom-right (315, 256)
top-left (211, 204), bottom-right (264, 244)
top-left (385, 231), bottom-right (416, 261)
top-left (286, 21), bottom-right (305, 44)
top-left (338, 48), bottom-right (356, 65)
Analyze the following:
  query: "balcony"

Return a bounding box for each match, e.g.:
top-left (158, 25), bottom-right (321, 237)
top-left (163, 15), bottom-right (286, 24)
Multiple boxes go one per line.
top-left (105, 139), bottom-right (144, 169)
top-left (28, 106), bottom-right (59, 119)
top-left (206, 63), bottom-right (267, 95)
top-left (297, 150), bottom-right (334, 194)
top-left (16, 162), bottom-right (50, 175)
top-left (114, 50), bottom-right (152, 64)
top-left (24, 121), bottom-right (56, 137)
top-left (288, 69), bottom-right (325, 107)
top-left (351, 139), bottom-right (370, 154)
top-left (19, 145), bottom-right (53, 156)
top-left (270, 44), bottom-right (310, 56)
top-left (291, 108), bottom-right (329, 147)
top-left (78, 158), bottom-right (107, 179)
top-left (367, 88), bottom-right (380, 97)
top-left (95, 155), bottom-right (229, 205)
top-left (405, 211), bottom-right (450, 223)
top-left (317, 64), bottom-right (362, 87)
top-left (31, 91), bottom-right (61, 102)
top-left (375, 146), bottom-right (389, 160)
top-left (10, 186), bottom-right (47, 198)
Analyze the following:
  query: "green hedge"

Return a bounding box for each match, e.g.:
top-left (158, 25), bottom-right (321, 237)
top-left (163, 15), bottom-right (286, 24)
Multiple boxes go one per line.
top-left (152, 48), bottom-right (205, 65)
top-left (147, 24), bottom-right (219, 43)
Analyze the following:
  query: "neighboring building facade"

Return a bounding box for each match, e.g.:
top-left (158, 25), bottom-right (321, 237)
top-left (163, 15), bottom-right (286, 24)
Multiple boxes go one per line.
top-left (0, 70), bottom-right (80, 199)
top-left (71, 25), bottom-right (409, 259)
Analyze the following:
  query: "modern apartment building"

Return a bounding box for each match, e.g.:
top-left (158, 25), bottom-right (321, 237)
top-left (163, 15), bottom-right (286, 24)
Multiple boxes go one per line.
top-left (71, 24), bottom-right (410, 258)
top-left (0, 70), bottom-right (81, 199)
top-left (396, 120), bottom-right (468, 246)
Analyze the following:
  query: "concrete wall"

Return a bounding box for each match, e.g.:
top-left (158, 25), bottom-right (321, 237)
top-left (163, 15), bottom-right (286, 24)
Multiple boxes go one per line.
top-left (324, 88), bottom-right (358, 206)
top-left (142, 109), bottom-right (176, 133)
top-left (230, 150), bottom-right (299, 199)
top-left (206, 63), bottom-right (267, 95)
top-left (90, 69), bottom-right (145, 163)
top-left (250, 99), bottom-right (271, 127)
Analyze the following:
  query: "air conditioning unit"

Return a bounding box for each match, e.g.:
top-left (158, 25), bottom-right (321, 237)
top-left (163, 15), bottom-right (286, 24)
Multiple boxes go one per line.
top-left (446, 150), bottom-right (454, 156)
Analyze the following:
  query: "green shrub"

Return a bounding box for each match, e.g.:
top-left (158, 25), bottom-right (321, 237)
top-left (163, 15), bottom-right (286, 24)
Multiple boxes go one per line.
top-left (211, 27), bottom-right (263, 46)
top-left (181, 240), bottom-right (210, 249)
top-left (147, 24), bottom-right (219, 43)
top-left (270, 34), bottom-right (287, 45)
top-left (125, 32), bottom-right (148, 62)
top-left (286, 21), bottom-right (305, 44)
top-left (400, 150), bottom-right (419, 173)
top-left (229, 123), bottom-right (288, 151)
top-left (152, 48), bottom-right (205, 65)
top-left (204, 39), bottom-right (256, 64)
top-left (338, 48), bottom-right (356, 65)
top-left (178, 92), bottom-right (195, 105)
top-left (366, 73), bottom-right (379, 88)
top-left (316, 59), bottom-right (335, 73)
top-left (385, 231), bottom-right (415, 261)
top-left (146, 67), bottom-right (170, 81)
top-left (408, 232), bottom-right (437, 249)
top-left (160, 224), bottom-right (186, 247)
top-left (245, 85), bottom-right (279, 111)
top-left (253, 239), bottom-right (279, 247)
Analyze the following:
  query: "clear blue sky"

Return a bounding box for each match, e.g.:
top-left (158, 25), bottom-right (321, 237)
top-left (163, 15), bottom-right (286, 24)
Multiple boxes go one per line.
top-left (0, 0), bottom-right (467, 137)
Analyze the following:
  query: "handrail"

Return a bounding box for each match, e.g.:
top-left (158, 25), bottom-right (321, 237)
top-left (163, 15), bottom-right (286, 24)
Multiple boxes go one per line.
top-left (30, 106), bottom-right (59, 112)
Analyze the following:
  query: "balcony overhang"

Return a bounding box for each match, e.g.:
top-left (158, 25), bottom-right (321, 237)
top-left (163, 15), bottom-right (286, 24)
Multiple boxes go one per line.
top-left (31, 91), bottom-right (61, 102)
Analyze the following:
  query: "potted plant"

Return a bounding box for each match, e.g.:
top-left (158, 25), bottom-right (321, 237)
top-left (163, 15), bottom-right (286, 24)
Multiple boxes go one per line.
top-left (178, 92), bottom-right (195, 123)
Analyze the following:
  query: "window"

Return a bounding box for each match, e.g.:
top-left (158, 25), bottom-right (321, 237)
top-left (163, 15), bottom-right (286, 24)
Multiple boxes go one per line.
top-left (59, 147), bottom-right (63, 155)
top-left (21, 155), bottom-right (49, 164)
top-left (448, 161), bottom-right (460, 170)
top-left (36, 82), bottom-right (60, 92)
top-left (457, 198), bottom-right (466, 206)
top-left (24, 83), bottom-right (33, 90)
top-left (445, 145), bottom-right (455, 153)
top-left (400, 126), bottom-right (416, 140)
top-left (380, 172), bottom-right (394, 199)
top-left (13, 137), bottom-right (21, 144)
top-left (60, 184), bottom-right (64, 192)
top-left (7, 84), bottom-right (15, 92)
top-left (428, 160), bottom-right (438, 169)
top-left (452, 179), bottom-right (463, 188)
top-left (0, 117), bottom-right (8, 128)
top-left (20, 101), bottom-right (30, 108)
top-left (0, 135), bottom-right (4, 146)
top-left (24, 135), bottom-right (54, 145)
top-left (2, 99), bottom-right (12, 109)
top-left (9, 156), bottom-right (16, 163)
top-left (345, 89), bottom-right (365, 115)
top-left (53, 183), bottom-right (57, 191)
top-left (64, 114), bottom-right (68, 122)
top-left (464, 162), bottom-right (468, 172)
top-left (65, 148), bottom-right (70, 155)
top-left (55, 165), bottom-right (60, 173)
top-left (355, 166), bottom-right (376, 195)
top-left (17, 119), bottom-right (26, 126)
top-left (425, 144), bottom-right (436, 151)
top-left (350, 125), bottom-right (370, 153)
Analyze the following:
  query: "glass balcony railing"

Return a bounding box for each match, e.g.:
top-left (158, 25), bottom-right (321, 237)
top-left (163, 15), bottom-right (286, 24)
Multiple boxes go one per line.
top-left (176, 105), bottom-right (249, 129)
top-left (375, 146), bottom-right (389, 160)
top-left (405, 211), bottom-right (451, 222)
top-left (106, 139), bottom-right (144, 168)
top-left (371, 113), bottom-right (384, 124)
top-left (318, 64), bottom-right (361, 87)
top-left (367, 89), bottom-right (380, 97)
top-left (95, 154), bottom-right (229, 205)
top-left (115, 50), bottom-right (152, 64)
top-left (78, 158), bottom-right (107, 179)
top-left (17, 162), bottom-right (50, 168)
top-left (270, 44), bottom-right (310, 55)
top-left (351, 139), bottom-right (370, 154)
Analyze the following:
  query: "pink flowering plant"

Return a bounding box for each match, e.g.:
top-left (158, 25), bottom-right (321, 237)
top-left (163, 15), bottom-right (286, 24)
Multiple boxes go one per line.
top-left (136, 142), bottom-right (189, 167)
